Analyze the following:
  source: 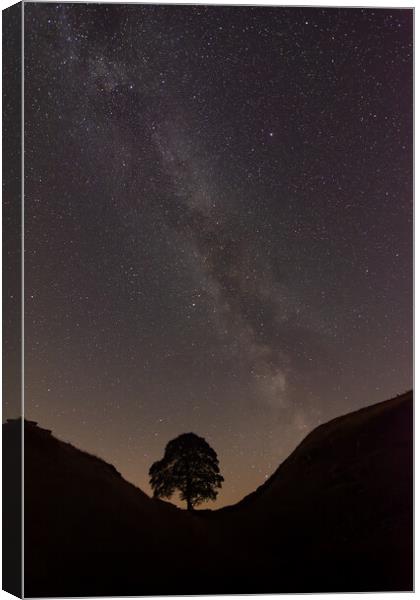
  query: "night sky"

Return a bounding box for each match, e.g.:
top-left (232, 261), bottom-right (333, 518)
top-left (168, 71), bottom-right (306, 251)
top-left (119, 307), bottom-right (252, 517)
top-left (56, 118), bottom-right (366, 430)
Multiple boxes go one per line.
top-left (18, 4), bottom-right (412, 507)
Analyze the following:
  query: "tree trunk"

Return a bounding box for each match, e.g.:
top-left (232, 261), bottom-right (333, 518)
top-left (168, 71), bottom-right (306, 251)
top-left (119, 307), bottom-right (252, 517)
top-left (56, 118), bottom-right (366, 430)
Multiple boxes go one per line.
top-left (186, 458), bottom-right (193, 511)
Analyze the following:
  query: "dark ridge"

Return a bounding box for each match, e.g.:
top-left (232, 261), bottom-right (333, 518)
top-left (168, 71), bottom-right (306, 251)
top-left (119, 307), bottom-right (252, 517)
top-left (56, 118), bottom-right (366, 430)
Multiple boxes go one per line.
top-left (22, 418), bottom-right (125, 481)
top-left (13, 391), bottom-right (413, 596)
top-left (222, 390), bottom-right (413, 511)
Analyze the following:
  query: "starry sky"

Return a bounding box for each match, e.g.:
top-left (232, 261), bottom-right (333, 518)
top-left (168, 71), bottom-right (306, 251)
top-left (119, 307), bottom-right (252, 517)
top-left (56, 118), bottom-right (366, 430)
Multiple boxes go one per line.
top-left (17, 4), bottom-right (413, 508)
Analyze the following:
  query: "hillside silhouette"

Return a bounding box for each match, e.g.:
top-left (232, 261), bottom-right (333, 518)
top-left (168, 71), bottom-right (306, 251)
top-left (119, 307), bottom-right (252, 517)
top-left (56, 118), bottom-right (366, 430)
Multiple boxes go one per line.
top-left (6, 391), bottom-right (412, 596)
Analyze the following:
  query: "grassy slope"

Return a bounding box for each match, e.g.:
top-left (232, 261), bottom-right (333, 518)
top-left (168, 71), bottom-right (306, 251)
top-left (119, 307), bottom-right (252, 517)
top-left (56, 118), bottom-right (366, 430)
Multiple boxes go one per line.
top-left (212, 391), bottom-right (413, 592)
top-left (7, 390), bottom-right (412, 596)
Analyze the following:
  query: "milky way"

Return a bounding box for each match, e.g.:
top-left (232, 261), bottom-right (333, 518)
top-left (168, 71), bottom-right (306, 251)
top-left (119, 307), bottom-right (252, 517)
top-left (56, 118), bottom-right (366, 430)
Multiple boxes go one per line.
top-left (15, 4), bottom-right (412, 506)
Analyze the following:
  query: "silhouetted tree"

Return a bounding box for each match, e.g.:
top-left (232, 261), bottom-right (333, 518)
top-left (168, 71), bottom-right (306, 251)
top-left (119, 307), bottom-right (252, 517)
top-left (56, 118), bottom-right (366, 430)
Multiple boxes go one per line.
top-left (149, 433), bottom-right (224, 511)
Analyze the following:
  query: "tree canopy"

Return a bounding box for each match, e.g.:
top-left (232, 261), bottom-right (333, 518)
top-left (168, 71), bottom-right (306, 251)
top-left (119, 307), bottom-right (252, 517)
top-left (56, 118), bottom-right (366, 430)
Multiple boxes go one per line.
top-left (149, 433), bottom-right (224, 510)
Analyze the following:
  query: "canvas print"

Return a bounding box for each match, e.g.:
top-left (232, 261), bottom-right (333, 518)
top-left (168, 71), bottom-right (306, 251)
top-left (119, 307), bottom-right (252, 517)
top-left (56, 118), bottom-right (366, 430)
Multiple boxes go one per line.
top-left (2, 3), bottom-right (413, 597)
